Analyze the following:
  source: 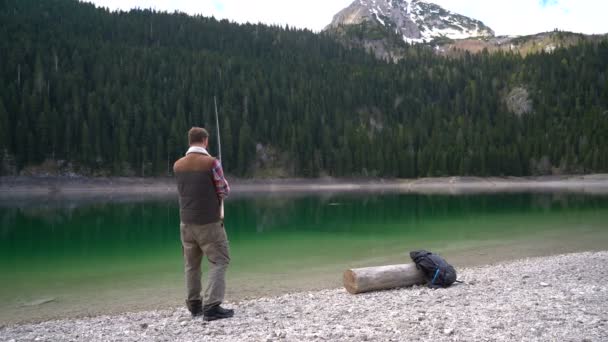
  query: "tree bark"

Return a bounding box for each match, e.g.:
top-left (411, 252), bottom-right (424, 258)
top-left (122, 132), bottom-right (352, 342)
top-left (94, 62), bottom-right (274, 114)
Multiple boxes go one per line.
top-left (343, 263), bottom-right (426, 294)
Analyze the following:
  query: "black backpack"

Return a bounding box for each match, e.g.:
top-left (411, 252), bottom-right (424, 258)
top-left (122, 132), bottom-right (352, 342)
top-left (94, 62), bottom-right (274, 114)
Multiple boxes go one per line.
top-left (410, 250), bottom-right (458, 288)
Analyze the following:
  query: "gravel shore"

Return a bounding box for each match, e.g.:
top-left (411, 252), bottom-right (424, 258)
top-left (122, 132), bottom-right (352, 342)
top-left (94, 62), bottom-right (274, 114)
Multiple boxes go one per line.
top-left (2, 251), bottom-right (607, 342)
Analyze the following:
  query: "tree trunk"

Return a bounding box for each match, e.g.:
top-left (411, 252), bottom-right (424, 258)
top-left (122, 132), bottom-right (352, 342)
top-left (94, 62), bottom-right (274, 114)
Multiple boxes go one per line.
top-left (343, 263), bottom-right (426, 294)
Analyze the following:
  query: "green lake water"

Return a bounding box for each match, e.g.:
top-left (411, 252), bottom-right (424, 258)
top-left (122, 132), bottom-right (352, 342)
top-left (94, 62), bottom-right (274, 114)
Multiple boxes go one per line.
top-left (1, 192), bottom-right (608, 323)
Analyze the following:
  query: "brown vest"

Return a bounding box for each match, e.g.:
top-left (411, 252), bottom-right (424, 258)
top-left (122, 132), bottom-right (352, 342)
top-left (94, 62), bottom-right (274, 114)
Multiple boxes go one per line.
top-left (174, 153), bottom-right (220, 225)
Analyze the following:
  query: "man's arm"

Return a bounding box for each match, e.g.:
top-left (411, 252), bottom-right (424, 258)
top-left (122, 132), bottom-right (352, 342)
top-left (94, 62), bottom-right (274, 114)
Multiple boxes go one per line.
top-left (211, 159), bottom-right (230, 200)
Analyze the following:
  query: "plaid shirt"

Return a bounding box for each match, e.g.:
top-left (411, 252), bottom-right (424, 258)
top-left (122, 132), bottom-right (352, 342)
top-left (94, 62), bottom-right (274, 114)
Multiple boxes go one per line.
top-left (211, 159), bottom-right (230, 199)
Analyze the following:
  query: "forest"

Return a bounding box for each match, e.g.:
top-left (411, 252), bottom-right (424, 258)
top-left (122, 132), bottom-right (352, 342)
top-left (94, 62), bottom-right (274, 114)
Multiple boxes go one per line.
top-left (1, 0), bottom-right (607, 177)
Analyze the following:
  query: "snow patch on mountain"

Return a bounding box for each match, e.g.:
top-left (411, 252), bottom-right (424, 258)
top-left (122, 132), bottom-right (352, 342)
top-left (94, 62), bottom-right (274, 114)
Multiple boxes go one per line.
top-left (327, 0), bottom-right (494, 44)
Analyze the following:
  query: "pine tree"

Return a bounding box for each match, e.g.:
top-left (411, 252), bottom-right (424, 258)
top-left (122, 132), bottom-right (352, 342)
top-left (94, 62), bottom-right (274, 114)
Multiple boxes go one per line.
top-left (0, 99), bottom-right (8, 152)
top-left (237, 123), bottom-right (253, 176)
top-left (80, 121), bottom-right (91, 164)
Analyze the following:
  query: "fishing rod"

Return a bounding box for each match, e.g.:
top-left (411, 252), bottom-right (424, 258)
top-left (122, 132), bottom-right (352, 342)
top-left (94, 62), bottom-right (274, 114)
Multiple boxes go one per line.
top-left (214, 96), bottom-right (222, 162)
top-left (214, 96), bottom-right (225, 220)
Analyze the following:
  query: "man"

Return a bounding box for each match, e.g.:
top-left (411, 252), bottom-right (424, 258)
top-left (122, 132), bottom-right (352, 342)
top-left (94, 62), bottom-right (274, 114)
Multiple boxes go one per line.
top-left (173, 127), bottom-right (234, 321)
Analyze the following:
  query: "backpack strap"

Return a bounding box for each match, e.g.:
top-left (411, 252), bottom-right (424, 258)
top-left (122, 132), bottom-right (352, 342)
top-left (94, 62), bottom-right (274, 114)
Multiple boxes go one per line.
top-left (431, 268), bottom-right (441, 285)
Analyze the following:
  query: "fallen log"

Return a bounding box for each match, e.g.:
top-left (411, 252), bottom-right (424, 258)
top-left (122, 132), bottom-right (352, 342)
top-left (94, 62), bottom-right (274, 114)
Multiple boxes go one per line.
top-left (343, 263), bottom-right (426, 294)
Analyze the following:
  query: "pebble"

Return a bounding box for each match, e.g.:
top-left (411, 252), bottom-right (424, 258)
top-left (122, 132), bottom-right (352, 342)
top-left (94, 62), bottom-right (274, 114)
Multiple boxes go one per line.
top-left (1, 252), bottom-right (607, 342)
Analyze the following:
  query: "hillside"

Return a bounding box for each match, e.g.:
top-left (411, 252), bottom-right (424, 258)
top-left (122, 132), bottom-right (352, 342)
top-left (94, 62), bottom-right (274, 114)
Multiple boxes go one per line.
top-left (437, 31), bottom-right (608, 56)
top-left (1, 0), bottom-right (608, 178)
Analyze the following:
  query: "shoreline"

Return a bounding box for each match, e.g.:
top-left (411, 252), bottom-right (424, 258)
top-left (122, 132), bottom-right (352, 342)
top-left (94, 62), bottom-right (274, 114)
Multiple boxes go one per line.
top-left (2, 174), bottom-right (608, 198)
top-left (2, 251), bottom-right (607, 341)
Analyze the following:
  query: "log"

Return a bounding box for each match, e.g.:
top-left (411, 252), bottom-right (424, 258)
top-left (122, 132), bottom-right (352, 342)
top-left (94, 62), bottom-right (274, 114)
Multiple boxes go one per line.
top-left (343, 263), bottom-right (426, 294)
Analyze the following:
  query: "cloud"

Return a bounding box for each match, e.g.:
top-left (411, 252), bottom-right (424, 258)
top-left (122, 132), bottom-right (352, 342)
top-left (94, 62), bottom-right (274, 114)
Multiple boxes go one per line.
top-left (85, 0), bottom-right (353, 30)
top-left (84, 0), bottom-right (608, 35)
top-left (430, 0), bottom-right (608, 35)
top-left (540, 0), bottom-right (559, 7)
top-left (212, 0), bottom-right (224, 12)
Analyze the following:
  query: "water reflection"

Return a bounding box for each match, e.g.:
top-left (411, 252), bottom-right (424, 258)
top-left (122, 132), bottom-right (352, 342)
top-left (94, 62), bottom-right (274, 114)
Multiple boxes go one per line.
top-left (2, 193), bottom-right (608, 252)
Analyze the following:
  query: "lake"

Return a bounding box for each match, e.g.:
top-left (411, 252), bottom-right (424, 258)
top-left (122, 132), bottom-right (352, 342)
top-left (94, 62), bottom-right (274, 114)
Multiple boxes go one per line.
top-left (1, 191), bottom-right (607, 323)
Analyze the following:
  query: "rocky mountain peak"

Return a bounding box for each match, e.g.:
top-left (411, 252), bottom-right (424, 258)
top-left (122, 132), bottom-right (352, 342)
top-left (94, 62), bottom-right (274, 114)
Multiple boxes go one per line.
top-left (326, 0), bottom-right (494, 44)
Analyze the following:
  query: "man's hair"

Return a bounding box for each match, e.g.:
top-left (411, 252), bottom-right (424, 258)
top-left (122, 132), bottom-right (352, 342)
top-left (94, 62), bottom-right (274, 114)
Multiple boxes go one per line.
top-left (188, 127), bottom-right (209, 145)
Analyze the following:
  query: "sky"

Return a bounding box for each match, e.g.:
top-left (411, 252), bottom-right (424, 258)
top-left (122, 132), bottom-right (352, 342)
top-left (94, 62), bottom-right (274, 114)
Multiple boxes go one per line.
top-left (84, 0), bottom-right (608, 36)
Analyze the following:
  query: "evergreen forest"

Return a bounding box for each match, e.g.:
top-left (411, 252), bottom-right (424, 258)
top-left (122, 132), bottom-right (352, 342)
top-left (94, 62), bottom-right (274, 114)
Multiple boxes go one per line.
top-left (1, 0), bottom-right (608, 177)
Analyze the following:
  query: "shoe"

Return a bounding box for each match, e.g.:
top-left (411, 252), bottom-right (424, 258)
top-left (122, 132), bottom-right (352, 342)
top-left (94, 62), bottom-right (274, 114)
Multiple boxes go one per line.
top-left (203, 305), bottom-right (234, 321)
top-left (186, 300), bottom-right (203, 317)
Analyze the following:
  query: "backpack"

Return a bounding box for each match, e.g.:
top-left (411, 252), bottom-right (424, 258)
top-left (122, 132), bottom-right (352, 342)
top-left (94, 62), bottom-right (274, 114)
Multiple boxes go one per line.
top-left (410, 250), bottom-right (458, 288)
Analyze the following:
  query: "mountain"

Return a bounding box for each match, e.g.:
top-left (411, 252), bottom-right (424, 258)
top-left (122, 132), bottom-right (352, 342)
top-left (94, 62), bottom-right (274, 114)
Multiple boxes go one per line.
top-left (325, 0), bottom-right (494, 48)
top-left (325, 0), bottom-right (606, 58)
top-left (2, 0), bottom-right (608, 178)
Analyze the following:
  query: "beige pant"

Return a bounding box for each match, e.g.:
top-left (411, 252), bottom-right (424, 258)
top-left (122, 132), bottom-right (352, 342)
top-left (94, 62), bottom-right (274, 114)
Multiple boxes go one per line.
top-left (180, 221), bottom-right (230, 308)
